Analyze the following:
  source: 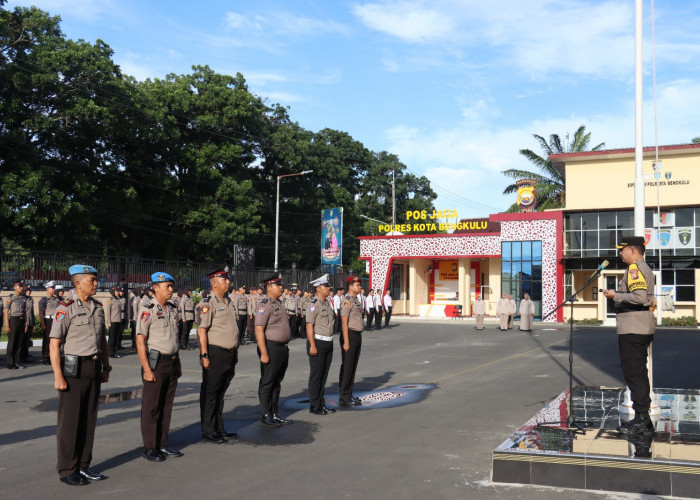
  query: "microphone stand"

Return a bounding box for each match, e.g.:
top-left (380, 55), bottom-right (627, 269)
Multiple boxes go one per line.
top-left (537, 268), bottom-right (603, 435)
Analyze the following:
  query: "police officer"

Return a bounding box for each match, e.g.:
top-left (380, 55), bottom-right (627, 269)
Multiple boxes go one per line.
top-left (284, 288), bottom-right (298, 338)
top-left (106, 287), bottom-right (123, 358)
top-left (298, 290), bottom-right (310, 338)
top-left (603, 236), bottom-right (656, 435)
top-left (255, 274), bottom-right (293, 427)
top-left (39, 281), bottom-right (61, 364)
top-left (137, 272), bottom-right (183, 461)
top-left (234, 285), bottom-right (248, 345)
top-left (338, 276), bottom-right (365, 406)
top-left (20, 286), bottom-right (35, 363)
top-left (49, 265), bottom-right (111, 485)
top-left (4, 279), bottom-right (30, 369)
top-left (247, 286), bottom-right (260, 342)
top-left (197, 265), bottom-right (240, 443)
top-left (178, 288), bottom-right (195, 349)
top-left (130, 288), bottom-right (142, 347)
top-left (306, 274), bottom-right (337, 415)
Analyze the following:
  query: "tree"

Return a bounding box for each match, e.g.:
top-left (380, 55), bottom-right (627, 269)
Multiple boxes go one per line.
top-left (501, 125), bottom-right (604, 211)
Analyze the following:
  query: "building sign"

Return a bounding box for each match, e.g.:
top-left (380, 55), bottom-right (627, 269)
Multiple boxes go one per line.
top-left (378, 209), bottom-right (461, 234)
top-left (432, 260), bottom-right (459, 303)
top-left (516, 179), bottom-right (537, 212)
top-left (321, 207), bottom-right (342, 265)
top-left (644, 226), bottom-right (695, 250)
top-left (453, 218), bottom-right (500, 234)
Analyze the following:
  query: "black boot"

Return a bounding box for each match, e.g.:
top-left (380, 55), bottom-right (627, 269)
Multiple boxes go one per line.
top-left (617, 412), bottom-right (654, 435)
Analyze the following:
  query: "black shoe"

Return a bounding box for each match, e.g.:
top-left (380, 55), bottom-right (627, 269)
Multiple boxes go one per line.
top-left (159, 447), bottom-right (183, 457)
top-left (273, 414), bottom-right (294, 425)
top-left (617, 413), bottom-right (655, 435)
top-left (261, 414), bottom-right (281, 427)
top-left (7, 365), bottom-right (17, 370)
top-left (79, 467), bottom-right (107, 481)
top-left (60, 471), bottom-right (89, 486)
top-left (217, 431), bottom-right (238, 439)
top-left (351, 396), bottom-right (363, 405)
top-left (15, 364), bottom-right (25, 369)
top-left (339, 399), bottom-right (360, 406)
top-left (202, 433), bottom-right (227, 444)
top-left (310, 407), bottom-right (328, 415)
top-left (321, 406), bottom-right (336, 413)
top-left (142, 448), bottom-right (165, 462)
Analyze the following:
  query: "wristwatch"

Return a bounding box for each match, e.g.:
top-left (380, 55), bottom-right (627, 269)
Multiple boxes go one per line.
top-left (199, 353), bottom-right (209, 359)
top-left (104, 365), bottom-right (113, 372)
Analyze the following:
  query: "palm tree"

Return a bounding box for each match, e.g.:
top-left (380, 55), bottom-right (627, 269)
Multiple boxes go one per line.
top-left (501, 125), bottom-right (604, 211)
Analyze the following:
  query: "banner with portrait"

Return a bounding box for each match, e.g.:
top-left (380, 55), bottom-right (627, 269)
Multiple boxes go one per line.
top-left (321, 208), bottom-right (343, 265)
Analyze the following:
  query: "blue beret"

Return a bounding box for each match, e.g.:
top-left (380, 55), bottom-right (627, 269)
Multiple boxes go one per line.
top-left (151, 272), bottom-right (175, 283)
top-left (69, 264), bottom-right (98, 276)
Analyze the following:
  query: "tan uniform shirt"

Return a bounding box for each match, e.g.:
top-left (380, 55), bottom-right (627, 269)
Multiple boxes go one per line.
top-left (118, 296), bottom-right (126, 321)
top-left (340, 294), bottom-right (364, 332)
top-left (106, 297), bottom-right (121, 325)
top-left (614, 259), bottom-right (656, 336)
top-left (41, 295), bottom-right (61, 317)
top-left (136, 296), bottom-right (153, 334)
top-left (49, 298), bottom-right (105, 356)
top-left (255, 297), bottom-right (291, 343)
top-left (6, 293), bottom-right (30, 318)
top-left (199, 295), bottom-right (239, 349)
top-left (235, 294), bottom-right (248, 315)
top-left (178, 295), bottom-right (195, 321)
top-left (305, 297), bottom-right (333, 336)
top-left (138, 301), bottom-right (179, 355)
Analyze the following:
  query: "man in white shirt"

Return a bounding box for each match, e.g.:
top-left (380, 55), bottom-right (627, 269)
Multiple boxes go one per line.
top-left (383, 290), bottom-right (393, 328)
top-left (365, 290), bottom-right (375, 330)
top-left (332, 288), bottom-right (344, 334)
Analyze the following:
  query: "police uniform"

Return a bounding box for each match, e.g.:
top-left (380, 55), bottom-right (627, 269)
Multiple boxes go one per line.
top-left (609, 236), bottom-right (656, 435)
top-left (298, 292), bottom-right (309, 339)
top-left (106, 288), bottom-right (124, 358)
top-left (198, 267), bottom-right (239, 442)
top-left (39, 282), bottom-right (62, 364)
top-left (20, 288), bottom-right (35, 363)
top-left (306, 274), bottom-right (336, 415)
top-left (130, 290), bottom-right (142, 347)
top-left (338, 276), bottom-right (365, 406)
top-left (49, 265), bottom-right (110, 485)
top-left (235, 287), bottom-right (248, 345)
top-left (5, 281), bottom-right (30, 369)
top-left (137, 272), bottom-right (182, 461)
top-left (255, 274), bottom-right (292, 427)
top-left (178, 290), bottom-right (195, 349)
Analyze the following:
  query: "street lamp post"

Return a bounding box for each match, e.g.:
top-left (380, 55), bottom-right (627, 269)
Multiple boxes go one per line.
top-left (275, 170), bottom-right (313, 271)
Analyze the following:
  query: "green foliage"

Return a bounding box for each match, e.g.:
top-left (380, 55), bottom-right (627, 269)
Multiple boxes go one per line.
top-left (0, 4), bottom-right (436, 271)
top-left (571, 318), bottom-right (602, 325)
top-left (661, 316), bottom-right (697, 327)
top-left (502, 125), bottom-right (604, 211)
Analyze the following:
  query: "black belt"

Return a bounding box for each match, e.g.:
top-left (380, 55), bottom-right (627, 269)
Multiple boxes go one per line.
top-left (616, 306), bottom-right (650, 314)
top-left (266, 339), bottom-right (289, 347)
top-left (211, 344), bottom-right (237, 352)
top-left (349, 329), bottom-right (363, 334)
top-left (78, 354), bottom-right (100, 361)
top-left (185, 310), bottom-right (194, 313)
top-left (160, 353), bottom-right (178, 360)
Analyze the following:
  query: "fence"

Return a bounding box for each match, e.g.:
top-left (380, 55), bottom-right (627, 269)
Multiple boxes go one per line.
top-left (0, 248), bottom-right (350, 292)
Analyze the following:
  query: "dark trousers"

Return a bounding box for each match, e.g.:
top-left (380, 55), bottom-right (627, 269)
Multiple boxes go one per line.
top-left (42, 318), bottom-right (54, 362)
top-left (56, 358), bottom-right (101, 477)
top-left (141, 356), bottom-right (181, 449)
top-left (107, 323), bottom-right (123, 356)
top-left (200, 345), bottom-right (238, 435)
top-left (307, 338), bottom-right (333, 409)
top-left (237, 314), bottom-right (247, 344)
top-left (366, 308), bottom-right (375, 329)
top-left (20, 321), bottom-right (32, 362)
top-left (384, 306), bottom-right (392, 327)
top-left (179, 320), bottom-right (193, 348)
top-left (6, 317), bottom-right (25, 367)
top-left (375, 308), bottom-right (382, 330)
top-left (258, 340), bottom-right (289, 416)
top-left (334, 313), bottom-right (342, 334)
top-left (338, 330), bottom-right (362, 401)
top-left (619, 334), bottom-right (654, 413)
top-left (130, 321), bottom-right (137, 347)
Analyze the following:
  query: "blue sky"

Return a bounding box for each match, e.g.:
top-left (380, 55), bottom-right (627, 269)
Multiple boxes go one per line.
top-left (8, 0), bottom-right (700, 219)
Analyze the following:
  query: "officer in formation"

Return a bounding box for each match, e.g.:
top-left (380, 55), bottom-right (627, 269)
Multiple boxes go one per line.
top-left (106, 286), bottom-right (124, 358)
top-left (39, 281), bottom-right (61, 365)
top-left (234, 285), bottom-right (248, 345)
top-left (603, 236), bottom-right (656, 436)
top-left (473, 295), bottom-right (486, 330)
top-left (284, 287), bottom-right (299, 338)
top-left (507, 294), bottom-right (516, 329)
top-left (305, 274), bottom-right (337, 415)
top-left (497, 293), bottom-right (509, 331)
top-left (130, 288), bottom-right (142, 347)
top-left (338, 276), bottom-right (365, 406)
top-left (298, 290), bottom-right (310, 337)
top-left (4, 279), bottom-right (31, 369)
top-left (178, 288), bottom-right (195, 349)
top-left (197, 265), bottom-right (240, 443)
top-left (332, 287), bottom-right (343, 334)
top-left (49, 265), bottom-right (111, 486)
top-left (383, 289), bottom-right (393, 328)
top-left (373, 288), bottom-right (383, 330)
top-left (136, 272), bottom-right (183, 461)
top-left (20, 286), bottom-right (35, 363)
top-left (255, 274), bottom-right (294, 427)
top-left (365, 289), bottom-right (376, 330)
top-left (519, 293), bottom-right (535, 331)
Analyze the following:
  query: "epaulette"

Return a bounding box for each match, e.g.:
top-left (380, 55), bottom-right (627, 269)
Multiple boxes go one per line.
top-left (94, 300), bottom-right (103, 307)
top-left (202, 296), bottom-right (210, 303)
top-left (144, 302), bottom-right (155, 309)
top-left (310, 297), bottom-right (318, 303)
top-left (61, 299), bottom-right (74, 306)
top-left (260, 297), bottom-right (269, 304)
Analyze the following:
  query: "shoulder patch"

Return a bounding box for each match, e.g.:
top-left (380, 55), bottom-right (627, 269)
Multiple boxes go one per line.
top-left (141, 311), bottom-right (150, 322)
top-left (627, 263), bottom-right (647, 292)
top-left (308, 305), bottom-right (315, 312)
top-left (55, 310), bottom-right (66, 322)
top-left (201, 306), bottom-right (210, 314)
top-left (343, 300), bottom-right (350, 307)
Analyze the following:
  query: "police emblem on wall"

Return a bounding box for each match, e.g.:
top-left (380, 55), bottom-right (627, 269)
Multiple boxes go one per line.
top-left (515, 179), bottom-right (537, 212)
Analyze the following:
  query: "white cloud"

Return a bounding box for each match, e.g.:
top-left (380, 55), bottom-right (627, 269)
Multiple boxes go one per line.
top-left (7, 0), bottom-right (114, 22)
top-left (352, 1), bottom-right (456, 43)
top-left (264, 91), bottom-right (304, 104)
top-left (224, 11), bottom-right (349, 37)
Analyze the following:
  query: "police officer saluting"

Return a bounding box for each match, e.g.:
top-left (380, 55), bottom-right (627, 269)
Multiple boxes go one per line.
top-left (49, 265), bottom-right (111, 486)
top-left (197, 265), bottom-right (240, 443)
top-left (255, 274), bottom-right (294, 427)
top-left (603, 236), bottom-right (657, 435)
top-left (137, 272), bottom-right (183, 461)
top-left (338, 276), bottom-right (365, 406)
top-left (305, 274), bottom-right (337, 415)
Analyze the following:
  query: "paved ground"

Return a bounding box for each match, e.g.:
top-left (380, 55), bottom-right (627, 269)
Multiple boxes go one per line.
top-left (1, 319), bottom-right (698, 499)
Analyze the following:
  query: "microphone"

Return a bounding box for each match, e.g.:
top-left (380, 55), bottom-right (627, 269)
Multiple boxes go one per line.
top-left (590, 260), bottom-right (609, 278)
